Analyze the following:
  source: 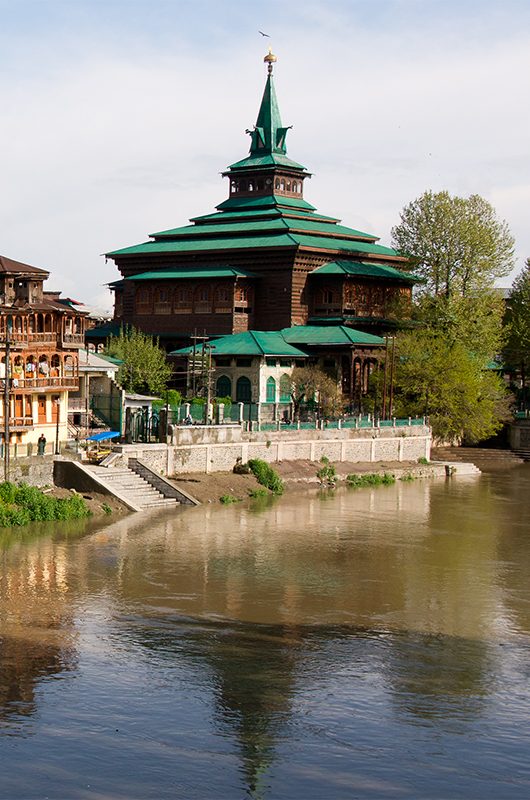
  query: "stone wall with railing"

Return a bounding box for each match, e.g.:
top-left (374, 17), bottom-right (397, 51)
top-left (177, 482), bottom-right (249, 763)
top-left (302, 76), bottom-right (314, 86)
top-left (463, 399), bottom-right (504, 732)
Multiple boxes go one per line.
top-left (112, 423), bottom-right (431, 476)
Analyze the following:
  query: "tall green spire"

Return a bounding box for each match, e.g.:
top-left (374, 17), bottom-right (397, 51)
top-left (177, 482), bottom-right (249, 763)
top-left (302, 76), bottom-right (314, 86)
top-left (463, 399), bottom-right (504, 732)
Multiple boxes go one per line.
top-left (227, 49), bottom-right (306, 172)
top-left (248, 49), bottom-right (291, 157)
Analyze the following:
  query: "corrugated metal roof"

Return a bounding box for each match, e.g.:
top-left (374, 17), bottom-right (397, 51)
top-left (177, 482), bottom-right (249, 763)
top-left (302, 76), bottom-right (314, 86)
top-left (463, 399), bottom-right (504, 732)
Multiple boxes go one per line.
top-left (106, 234), bottom-right (299, 256)
top-left (148, 217), bottom-right (378, 243)
top-left (171, 330), bottom-right (308, 357)
top-left (281, 325), bottom-right (384, 346)
top-left (216, 194), bottom-right (316, 212)
top-left (125, 266), bottom-right (258, 281)
top-left (227, 153), bottom-right (307, 171)
top-left (311, 260), bottom-right (420, 282)
top-left (107, 232), bottom-right (400, 258)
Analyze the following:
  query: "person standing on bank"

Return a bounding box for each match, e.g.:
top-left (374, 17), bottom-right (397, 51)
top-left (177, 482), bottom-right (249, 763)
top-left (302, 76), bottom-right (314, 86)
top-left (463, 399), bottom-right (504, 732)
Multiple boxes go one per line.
top-left (37, 434), bottom-right (46, 455)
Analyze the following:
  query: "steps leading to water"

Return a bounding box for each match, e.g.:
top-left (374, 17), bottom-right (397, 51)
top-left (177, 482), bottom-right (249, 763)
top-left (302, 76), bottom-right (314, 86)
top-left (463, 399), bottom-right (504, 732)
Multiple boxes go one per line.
top-left (88, 465), bottom-right (180, 510)
top-left (432, 447), bottom-right (524, 468)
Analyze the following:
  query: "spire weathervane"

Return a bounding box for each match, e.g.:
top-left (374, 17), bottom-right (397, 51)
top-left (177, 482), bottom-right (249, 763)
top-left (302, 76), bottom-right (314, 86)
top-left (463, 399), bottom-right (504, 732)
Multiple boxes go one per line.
top-left (263, 46), bottom-right (277, 76)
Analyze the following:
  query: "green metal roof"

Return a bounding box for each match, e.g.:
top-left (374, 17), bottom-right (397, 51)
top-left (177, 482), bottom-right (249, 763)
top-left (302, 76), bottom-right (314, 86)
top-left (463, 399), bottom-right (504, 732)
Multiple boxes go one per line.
top-left (107, 234), bottom-right (298, 257)
top-left (124, 266), bottom-right (257, 281)
top-left (148, 217), bottom-right (378, 243)
top-left (311, 260), bottom-right (420, 282)
top-left (216, 194), bottom-right (316, 212)
top-left (85, 320), bottom-right (123, 339)
top-left (280, 325), bottom-right (384, 346)
top-left (171, 330), bottom-right (307, 357)
top-left (107, 231), bottom-right (400, 259)
top-left (227, 152), bottom-right (307, 171)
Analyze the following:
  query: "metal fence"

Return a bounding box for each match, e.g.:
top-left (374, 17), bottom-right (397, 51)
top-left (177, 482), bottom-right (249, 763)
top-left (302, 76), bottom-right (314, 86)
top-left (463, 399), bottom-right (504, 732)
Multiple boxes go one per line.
top-left (169, 402), bottom-right (426, 432)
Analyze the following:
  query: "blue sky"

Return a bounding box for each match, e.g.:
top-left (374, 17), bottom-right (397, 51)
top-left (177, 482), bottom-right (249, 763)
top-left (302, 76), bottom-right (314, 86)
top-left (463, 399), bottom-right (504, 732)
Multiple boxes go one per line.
top-left (0, 0), bottom-right (529, 308)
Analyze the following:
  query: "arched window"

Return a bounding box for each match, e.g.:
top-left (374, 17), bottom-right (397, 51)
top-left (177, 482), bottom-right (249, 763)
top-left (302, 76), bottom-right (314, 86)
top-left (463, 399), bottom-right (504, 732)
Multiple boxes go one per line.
top-left (234, 285), bottom-right (248, 303)
top-left (174, 285), bottom-right (193, 313)
top-left (216, 375), bottom-right (232, 399)
top-left (214, 285), bottom-right (231, 312)
top-left (275, 179), bottom-right (281, 190)
top-left (154, 286), bottom-right (171, 314)
top-left (236, 376), bottom-right (251, 403)
top-left (266, 376), bottom-right (276, 403)
top-left (64, 356), bottom-right (75, 377)
top-left (136, 287), bottom-right (151, 314)
top-left (194, 285), bottom-right (212, 313)
top-left (279, 374), bottom-right (291, 403)
top-left (51, 354), bottom-right (61, 378)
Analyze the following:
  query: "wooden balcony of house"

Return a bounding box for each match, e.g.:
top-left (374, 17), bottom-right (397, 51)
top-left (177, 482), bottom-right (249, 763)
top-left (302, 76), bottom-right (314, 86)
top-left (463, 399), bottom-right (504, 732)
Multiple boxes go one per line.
top-left (28, 331), bottom-right (59, 345)
top-left (9, 415), bottom-right (34, 429)
top-left (60, 332), bottom-right (85, 348)
top-left (6, 376), bottom-right (79, 391)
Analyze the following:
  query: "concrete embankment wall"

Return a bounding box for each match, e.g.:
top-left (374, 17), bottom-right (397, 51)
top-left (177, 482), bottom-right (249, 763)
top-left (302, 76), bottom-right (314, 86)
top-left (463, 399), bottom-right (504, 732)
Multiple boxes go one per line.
top-left (112, 425), bottom-right (431, 476)
top-left (2, 455), bottom-right (55, 486)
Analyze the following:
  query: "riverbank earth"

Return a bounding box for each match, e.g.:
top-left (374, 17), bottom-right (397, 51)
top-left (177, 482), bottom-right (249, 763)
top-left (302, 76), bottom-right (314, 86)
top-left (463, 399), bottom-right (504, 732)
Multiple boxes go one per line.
top-left (42, 487), bottom-right (129, 518)
top-left (172, 459), bottom-right (430, 504)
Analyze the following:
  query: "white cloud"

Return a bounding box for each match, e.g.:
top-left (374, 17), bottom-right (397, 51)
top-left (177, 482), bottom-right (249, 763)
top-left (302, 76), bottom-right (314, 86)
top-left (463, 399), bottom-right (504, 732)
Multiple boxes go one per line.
top-left (0, 2), bottom-right (528, 304)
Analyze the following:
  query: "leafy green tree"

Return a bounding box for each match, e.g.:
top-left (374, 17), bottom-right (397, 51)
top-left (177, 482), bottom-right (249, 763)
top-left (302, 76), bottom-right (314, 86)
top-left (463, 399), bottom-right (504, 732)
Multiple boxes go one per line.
top-left (105, 327), bottom-right (172, 396)
top-left (390, 330), bottom-right (511, 443)
top-left (392, 190), bottom-right (515, 298)
top-left (290, 365), bottom-right (343, 418)
top-left (503, 259), bottom-right (530, 405)
top-left (413, 289), bottom-right (505, 363)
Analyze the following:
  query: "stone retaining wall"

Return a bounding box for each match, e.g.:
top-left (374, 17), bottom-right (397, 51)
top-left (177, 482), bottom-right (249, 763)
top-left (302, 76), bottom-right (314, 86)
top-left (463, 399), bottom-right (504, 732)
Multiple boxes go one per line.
top-left (113, 426), bottom-right (431, 476)
top-left (2, 455), bottom-right (55, 486)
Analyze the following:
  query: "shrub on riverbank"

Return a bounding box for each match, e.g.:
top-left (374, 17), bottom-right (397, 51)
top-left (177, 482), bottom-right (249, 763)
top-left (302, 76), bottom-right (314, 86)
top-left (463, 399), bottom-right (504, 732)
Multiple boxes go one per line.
top-left (0, 482), bottom-right (90, 527)
top-left (220, 493), bottom-right (239, 505)
top-left (346, 473), bottom-right (396, 489)
top-left (248, 459), bottom-right (284, 495)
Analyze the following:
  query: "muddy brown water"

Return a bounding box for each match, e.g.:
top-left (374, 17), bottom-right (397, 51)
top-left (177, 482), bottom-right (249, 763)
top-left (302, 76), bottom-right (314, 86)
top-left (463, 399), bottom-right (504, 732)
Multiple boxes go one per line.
top-left (0, 467), bottom-right (529, 799)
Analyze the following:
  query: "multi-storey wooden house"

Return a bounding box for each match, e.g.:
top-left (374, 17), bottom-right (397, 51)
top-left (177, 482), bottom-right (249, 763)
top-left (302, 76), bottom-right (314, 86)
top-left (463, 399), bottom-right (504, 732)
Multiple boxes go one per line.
top-left (0, 255), bottom-right (86, 449)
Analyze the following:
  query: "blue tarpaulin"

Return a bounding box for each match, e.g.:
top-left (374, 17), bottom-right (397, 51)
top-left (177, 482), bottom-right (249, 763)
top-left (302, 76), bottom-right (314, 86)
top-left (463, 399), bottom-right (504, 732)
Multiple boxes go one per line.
top-left (86, 431), bottom-right (120, 442)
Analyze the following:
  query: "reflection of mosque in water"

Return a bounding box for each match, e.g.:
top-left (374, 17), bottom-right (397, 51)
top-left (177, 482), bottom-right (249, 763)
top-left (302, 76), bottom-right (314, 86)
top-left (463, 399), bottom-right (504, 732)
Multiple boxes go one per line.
top-left (0, 474), bottom-right (516, 791)
top-left (74, 484), bottom-right (503, 796)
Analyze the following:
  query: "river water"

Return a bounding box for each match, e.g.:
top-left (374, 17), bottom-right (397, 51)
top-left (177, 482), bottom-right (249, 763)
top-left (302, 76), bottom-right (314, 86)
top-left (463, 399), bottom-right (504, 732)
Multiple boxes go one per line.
top-left (0, 467), bottom-right (530, 799)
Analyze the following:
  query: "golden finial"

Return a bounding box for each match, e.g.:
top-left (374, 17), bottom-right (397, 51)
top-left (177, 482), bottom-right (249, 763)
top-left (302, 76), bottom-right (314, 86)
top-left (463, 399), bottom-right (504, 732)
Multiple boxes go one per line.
top-left (263, 47), bottom-right (277, 75)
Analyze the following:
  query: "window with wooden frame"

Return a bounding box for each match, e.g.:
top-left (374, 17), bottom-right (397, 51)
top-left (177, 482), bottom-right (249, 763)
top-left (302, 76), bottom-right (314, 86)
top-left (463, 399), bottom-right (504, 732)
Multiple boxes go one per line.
top-left (154, 286), bottom-right (171, 315)
top-left (174, 285), bottom-right (193, 314)
top-left (214, 285), bottom-right (232, 313)
top-left (234, 284), bottom-right (252, 314)
top-left (314, 286), bottom-right (341, 315)
top-left (194, 285), bottom-right (212, 314)
top-left (136, 287), bottom-right (151, 314)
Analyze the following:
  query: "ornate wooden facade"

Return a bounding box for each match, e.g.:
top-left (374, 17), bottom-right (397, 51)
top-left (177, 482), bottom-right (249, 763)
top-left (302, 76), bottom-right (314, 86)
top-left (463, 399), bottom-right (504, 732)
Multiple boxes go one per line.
top-left (0, 256), bottom-right (86, 446)
top-left (99, 51), bottom-right (419, 406)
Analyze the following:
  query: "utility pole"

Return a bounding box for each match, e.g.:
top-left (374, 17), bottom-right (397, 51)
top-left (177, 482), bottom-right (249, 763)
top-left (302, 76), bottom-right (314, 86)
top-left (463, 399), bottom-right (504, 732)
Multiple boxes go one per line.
top-left (55, 397), bottom-right (60, 455)
top-left (382, 336), bottom-right (389, 419)
top-left (388, 336), bottom-right (396, 419)
top-left (3, 322), bottom-right (11, 481)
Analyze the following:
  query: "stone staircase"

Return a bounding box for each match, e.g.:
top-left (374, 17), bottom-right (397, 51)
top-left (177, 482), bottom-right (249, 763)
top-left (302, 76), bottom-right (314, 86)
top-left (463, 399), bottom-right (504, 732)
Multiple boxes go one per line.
top-left (88, 465), bottom-right (180, 510)
top-left (432, 447), bottom-right (524, 469)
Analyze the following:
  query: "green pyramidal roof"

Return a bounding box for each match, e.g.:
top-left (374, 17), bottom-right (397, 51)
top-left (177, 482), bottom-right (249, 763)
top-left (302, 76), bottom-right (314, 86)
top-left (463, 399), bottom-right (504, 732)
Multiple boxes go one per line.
top-left (171, 330), bottom-right (308, 358)
top-left (228, 72), bottom-right (306, 172)
top-left (105, 57), bottom-right (409, 269)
